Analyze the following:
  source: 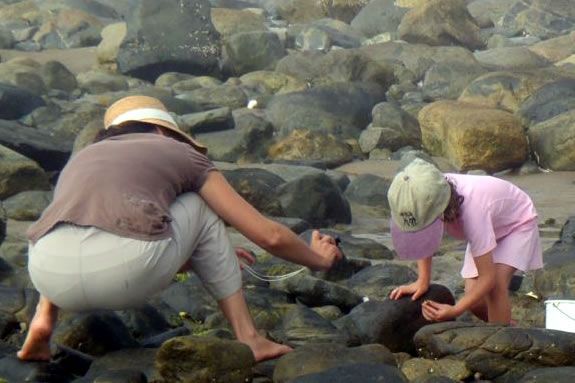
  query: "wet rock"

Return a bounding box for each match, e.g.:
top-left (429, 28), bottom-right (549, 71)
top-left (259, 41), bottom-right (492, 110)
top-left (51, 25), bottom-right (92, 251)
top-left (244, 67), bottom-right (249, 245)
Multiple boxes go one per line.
top-left (294, 19), bottom-right (363, 51)
top-left (401, 357), bottom-right (471, 382)
top-left (266, 0), bottom-right (327, 24)
top-left (52, 311), bottom-right (139, 357)
top-left (414, 322), bottom-right (575, 382)
top-left (0, 355), bottom-right (74, 383)
top-left (221, 168), bottom-right (285, 216)
top-left (474, 47), bottom-right (550, 71)
top-left (72, 119), bottom-right (103, 155)
top-left (211, 7), bottom-right (266, 37)
top-left (272, 274), bottom-right (362, 312)
top-left (267, 82), bottom-right (385, 139)
top-left (0, 83), bottom-right (45, 120)
top-left (458, 70), bottom-right (561, 113)
top-left (533, 217), bottom-right (575, 298)
top-left (239, 70), bottom-right (307, 95)
top-left (467, 0), bottom-right (517, 29)
top-left (197, 108), bottom-right (274, 162)
top-left (41, 61), bottom-right (77, 92)
top-left (0, 58), bottom-right (46, 95)
top-left (518, 78), bottom-right (575, 125)
top-left (528, 109), bottom-right (575, 171)
top-left (305, 231), bottom-right (384, 266)
top-left (398, 0), bottom-right (484, 51)
top-left (518, 366), bottom-right (575, 382)
top-left (276, 173), bottom-right (352, 227)
top-left (528, 32), bottom-right (575, 63)
top-left (3, 190), bottom-right (52, 221)
top-left (172, 76), bottom-right (223, 94)
top-left (274, 345), bottom-right (398, 383)
top-left (346, 263), bottom-right (418, 301)
top-left (359, 101), bottom-right (421, 152)
top-left (0, 119), bottom-right (71, 172)
top-left (222, 31), bottom-right (286, 76)
top-left (499, 0), bottom-right (575, 40)
top-left (80, 369), bottom-right (148, 382)
top-left (275, 305), bottom-right (348, 346)
top-left (116, 0), bottom-right (220, 81)
top-left (487, 34), bottom-right (541, 49)
top-left (351, 0), bottom-right (408, 39)
top-left (419, 100), bottom-right (528, 173)
top-left (321, 0), bottom-right (367, 24)
top-left (77, 70), bottom-right (130, 94)
top-left (155, 276), bottom-right (217, 323)
top-left (268, 130), bottom-right (354, 169)
top-left (81, 348), bottom-right (159, 382)
top-left (337, 284), bottom-right (455, 353)
top-left (0, 145), bottom-right (50, 200)
top-left (422, 61), bottom-right (487, 101)
top-left (344, 173), bottom-right (391, 211)
top-left (177, 84), bottom-right (249, 111)
top-left (180, 107), bottom-right (233, 134)
top-left (275, 49), bottom-right (394, 90)
top-left (96, 22), bottom-right (127, 70)
top-left (33, 8), bottom-right (103, 49)
top-left (359, 42), bottom-right (477, 80)
top-left (115, 304), bottom-right (173, 342)
top-left (156, 336), bottom-right (254, 383)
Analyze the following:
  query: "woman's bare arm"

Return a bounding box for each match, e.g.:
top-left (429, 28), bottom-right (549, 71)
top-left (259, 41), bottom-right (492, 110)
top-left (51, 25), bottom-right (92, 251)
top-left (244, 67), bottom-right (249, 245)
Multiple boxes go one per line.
top-left (198, 171), bottom-right (342, 270)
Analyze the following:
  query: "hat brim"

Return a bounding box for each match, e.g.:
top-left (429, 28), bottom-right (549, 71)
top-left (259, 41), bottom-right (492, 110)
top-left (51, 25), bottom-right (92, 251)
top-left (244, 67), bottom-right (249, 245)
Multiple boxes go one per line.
top-left (390, 217), bottom-right (444, 260)
top-left (124, 117), bottom-right (208, 154)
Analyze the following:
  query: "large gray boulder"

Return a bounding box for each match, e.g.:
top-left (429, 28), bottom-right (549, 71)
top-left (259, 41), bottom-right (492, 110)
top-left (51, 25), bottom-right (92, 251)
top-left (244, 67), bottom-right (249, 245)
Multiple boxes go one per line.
top-left (498, 0), bottom-right (575, 40)
top-left (337, 284), bottom-right (455, 353)
top-left (414, 322), bottom-right (575, 382)
top-left (116, 0), bottom-right (221, 81)
top-left (398, 0), bottom-right (484, 51)
top-left (276, 173), bottom-right (352, 227)
top-left (266, 82), bottom-right (385, 139)
top-left (528, 109), bottom-right (575, 171)
top-left (274, 344), bottom-right (399, 383)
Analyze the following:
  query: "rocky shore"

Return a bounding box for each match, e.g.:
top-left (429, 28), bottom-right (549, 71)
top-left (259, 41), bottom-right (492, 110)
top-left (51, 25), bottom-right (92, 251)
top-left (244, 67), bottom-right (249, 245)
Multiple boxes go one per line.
top-left (0, 0), bottom-right (574, 382)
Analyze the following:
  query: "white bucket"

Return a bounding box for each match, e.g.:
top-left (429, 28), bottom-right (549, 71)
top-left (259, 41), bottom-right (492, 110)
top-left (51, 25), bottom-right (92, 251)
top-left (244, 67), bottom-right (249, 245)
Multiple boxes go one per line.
top-left (544, 300), bottom-right (575, 333)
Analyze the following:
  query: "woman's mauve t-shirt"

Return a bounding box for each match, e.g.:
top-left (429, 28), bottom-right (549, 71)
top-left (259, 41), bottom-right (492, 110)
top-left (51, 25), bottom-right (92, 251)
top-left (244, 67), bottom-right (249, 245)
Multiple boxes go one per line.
top-left (27, 133), bottom-right (215, 243)
top-left (443, 173), bottom-right (538, 257)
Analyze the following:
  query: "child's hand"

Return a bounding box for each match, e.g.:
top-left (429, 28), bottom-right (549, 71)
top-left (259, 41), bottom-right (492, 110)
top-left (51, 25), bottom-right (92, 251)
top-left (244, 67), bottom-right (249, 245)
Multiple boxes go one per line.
top-left (422, 300), bottom-right (457, 321)
top-left (235, 247), bottom-right (256, 269)
top-left (390, 280), bottom-right (429, 301)
top-left (310, 230), bottom-right (342, 270)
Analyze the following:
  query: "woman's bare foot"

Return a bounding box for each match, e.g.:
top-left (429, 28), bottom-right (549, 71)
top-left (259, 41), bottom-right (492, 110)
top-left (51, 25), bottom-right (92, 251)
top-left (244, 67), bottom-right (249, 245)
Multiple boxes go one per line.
top-left (239, 333), bottom-right (293, 362)
top-left (17, 297), bottom-right (58, 362)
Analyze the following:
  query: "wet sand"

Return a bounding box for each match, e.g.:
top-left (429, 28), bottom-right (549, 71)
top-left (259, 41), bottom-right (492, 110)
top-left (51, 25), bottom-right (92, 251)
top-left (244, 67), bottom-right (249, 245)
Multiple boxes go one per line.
top-left (0, 47), bottom-right (98, 74)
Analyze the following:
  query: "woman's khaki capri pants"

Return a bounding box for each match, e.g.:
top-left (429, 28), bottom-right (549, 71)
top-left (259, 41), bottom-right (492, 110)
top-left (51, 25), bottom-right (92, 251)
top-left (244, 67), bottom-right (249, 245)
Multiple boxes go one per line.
top-left (28, 193), bottom-right (242, 311)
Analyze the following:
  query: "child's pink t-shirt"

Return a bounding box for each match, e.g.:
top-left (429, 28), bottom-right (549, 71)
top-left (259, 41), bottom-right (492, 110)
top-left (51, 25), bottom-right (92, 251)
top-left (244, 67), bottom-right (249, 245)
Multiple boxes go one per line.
top-left (443, 173), bottom-right (538, 258)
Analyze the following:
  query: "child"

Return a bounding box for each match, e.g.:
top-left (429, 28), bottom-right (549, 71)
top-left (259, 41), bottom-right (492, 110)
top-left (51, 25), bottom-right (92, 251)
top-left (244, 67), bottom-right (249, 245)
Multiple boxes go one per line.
top-left (387, 159), bottom-right (542, 324)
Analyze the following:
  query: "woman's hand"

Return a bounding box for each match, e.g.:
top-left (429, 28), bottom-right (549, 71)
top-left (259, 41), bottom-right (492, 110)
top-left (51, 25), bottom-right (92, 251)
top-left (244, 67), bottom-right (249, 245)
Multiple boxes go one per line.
top-left (309, 230), bottom-right (342, 270)
top-left (422, 300), bottom-right (457, 322)
top-left (235, 247), bottom-right (256, 269)
top-left (389, 279), bottom-right (429, 301)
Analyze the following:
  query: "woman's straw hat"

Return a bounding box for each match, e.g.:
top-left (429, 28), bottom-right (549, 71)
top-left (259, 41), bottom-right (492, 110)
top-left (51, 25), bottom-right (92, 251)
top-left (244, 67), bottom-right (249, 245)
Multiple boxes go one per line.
top-left (104, 95), bottom-right (207, 154)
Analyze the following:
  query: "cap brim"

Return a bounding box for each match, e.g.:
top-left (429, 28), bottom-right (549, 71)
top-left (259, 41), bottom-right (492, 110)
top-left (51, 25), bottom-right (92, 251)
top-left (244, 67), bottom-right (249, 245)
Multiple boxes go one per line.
top-left (390, 217), bottom-right (444, 260)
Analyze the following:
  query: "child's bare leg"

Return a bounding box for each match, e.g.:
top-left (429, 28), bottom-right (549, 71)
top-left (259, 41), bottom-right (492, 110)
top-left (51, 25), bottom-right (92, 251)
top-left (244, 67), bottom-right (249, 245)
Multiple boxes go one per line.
top-left (17, 296), bottom-right (59, 361)
top-left (218, 289), bottom-right (292, 362)
top-left (485, 264), bottom-right (516, 324)
top-left (464, 278), bottom-right (488, 321)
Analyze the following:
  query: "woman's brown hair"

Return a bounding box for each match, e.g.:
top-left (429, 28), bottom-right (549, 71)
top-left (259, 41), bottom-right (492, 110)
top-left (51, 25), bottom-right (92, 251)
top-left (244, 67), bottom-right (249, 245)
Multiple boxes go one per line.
top-left (442, 180), bottom-right (464, 223)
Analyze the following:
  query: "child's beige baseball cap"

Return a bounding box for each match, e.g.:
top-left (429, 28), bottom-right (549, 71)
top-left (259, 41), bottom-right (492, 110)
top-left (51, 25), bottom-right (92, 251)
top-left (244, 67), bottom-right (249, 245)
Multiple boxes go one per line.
top-left (387, 158), bottom-right (451, 260)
